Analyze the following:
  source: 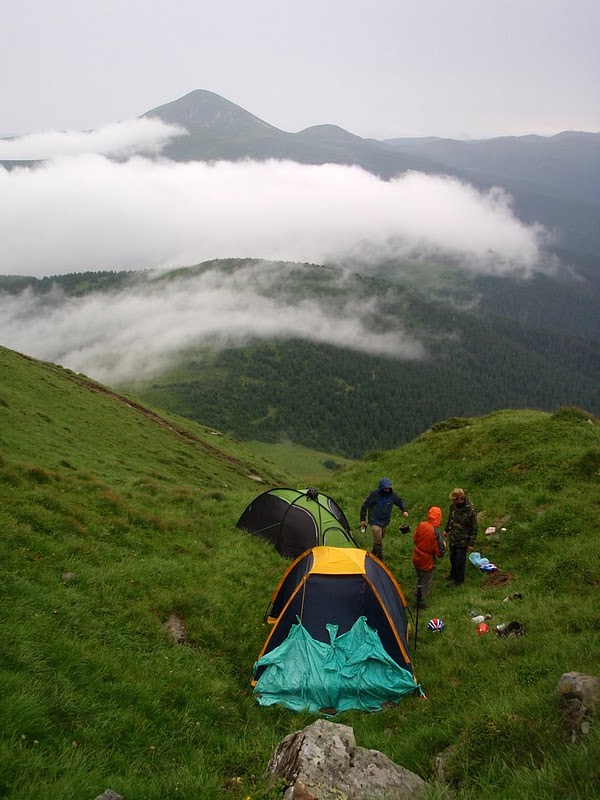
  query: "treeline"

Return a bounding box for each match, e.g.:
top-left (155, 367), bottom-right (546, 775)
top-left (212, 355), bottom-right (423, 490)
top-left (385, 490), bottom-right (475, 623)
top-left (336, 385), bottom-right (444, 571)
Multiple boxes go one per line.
top-left (475, 268), bottom-right (600, 341)
top-left (4, 260), bottom-right (599, 458)
top-left (138, 312), bottom-right (600, 458)
top-left (0, 270), bottom-right (144, 295)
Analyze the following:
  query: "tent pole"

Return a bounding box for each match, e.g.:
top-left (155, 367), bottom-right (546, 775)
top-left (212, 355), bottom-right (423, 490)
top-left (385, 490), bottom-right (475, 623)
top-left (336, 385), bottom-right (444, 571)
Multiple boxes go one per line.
top-left (262, 600), bottom-right (272, 623)
top-left (413, 580), bottom-right (422, 652)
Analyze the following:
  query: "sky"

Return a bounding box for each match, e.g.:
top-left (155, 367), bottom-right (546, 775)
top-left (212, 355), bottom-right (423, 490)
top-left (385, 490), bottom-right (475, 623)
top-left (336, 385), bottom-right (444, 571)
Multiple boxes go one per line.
top-left (1, 0), bottom-right (598, 140)
top-left (0, 0), bottom-right (594, 383)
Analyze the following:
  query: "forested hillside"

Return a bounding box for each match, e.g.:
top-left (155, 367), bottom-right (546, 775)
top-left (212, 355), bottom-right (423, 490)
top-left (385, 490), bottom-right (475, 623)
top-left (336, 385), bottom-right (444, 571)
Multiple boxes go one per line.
top-left (2, 261), bottom-right (599, 459)
top-left (137, 326), bottom-right (599, 459)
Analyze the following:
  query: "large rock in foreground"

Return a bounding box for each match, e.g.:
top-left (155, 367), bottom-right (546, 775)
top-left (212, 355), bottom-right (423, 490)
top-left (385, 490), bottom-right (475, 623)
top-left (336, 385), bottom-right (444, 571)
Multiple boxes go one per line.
top-left (266, 719), bottom-right (427, 800)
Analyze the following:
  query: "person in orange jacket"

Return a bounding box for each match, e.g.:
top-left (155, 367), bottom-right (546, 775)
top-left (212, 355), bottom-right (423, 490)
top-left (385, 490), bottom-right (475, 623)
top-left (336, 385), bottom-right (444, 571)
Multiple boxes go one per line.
top-left (412, 506), bottom-right (445, 610)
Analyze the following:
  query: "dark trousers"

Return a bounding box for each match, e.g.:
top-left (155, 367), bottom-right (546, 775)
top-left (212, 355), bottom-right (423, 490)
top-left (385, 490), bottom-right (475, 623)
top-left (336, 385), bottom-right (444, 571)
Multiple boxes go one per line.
top-left (449, 545), bottom-right (467, 584)
top-left (414, 568), bottom-right (434, 607)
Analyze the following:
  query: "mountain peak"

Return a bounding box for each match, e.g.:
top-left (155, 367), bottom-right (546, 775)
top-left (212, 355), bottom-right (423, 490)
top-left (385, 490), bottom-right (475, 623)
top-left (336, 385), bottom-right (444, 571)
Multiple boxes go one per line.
top-left (143, 89), bottom-right (279, 132)
top-left (296, 124), bottom-right (365, 145)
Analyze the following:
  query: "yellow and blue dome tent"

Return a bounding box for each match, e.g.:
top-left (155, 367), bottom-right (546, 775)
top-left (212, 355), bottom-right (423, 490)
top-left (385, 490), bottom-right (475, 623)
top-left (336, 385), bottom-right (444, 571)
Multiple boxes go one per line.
top-left (236, 487), bottom-right (356, 558)
top-left (252, 546), bottom-right (422, 714)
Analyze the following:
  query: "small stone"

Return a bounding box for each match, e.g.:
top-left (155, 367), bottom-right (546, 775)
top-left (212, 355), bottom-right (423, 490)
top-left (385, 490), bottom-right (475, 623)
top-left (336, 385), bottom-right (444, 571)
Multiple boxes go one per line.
top-left (94, 791), bottom-right (125, 800)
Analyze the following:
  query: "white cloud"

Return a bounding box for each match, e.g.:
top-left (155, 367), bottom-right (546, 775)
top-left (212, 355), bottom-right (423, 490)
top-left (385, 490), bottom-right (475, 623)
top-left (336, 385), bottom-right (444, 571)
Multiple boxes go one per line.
top-left (0, 264), bottom-right (426, 385)
top-left (0, 118), bottom-right (186, 159)
top-left (0, 152), bottom-right (548, 279)
top-left (0, 135), bottom-right (552, 383)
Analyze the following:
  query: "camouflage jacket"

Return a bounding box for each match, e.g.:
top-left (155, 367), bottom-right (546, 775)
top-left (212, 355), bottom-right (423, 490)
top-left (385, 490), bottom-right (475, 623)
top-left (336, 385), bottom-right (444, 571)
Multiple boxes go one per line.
top-left (444, 498), bottom-right (478, 547)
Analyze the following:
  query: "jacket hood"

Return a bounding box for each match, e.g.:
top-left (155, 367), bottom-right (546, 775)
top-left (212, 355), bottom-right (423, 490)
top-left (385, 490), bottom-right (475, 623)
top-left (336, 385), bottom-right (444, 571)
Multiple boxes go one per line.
top-left (378, 478), bottom-right (393, 490)
top-left (427, 506), bottom-right (443, 527)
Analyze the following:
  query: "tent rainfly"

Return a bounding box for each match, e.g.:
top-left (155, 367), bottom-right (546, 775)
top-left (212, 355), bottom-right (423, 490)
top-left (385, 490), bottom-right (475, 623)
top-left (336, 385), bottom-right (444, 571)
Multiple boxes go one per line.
top-left (236, 487), bottom-right (356, 558)
top-left (252, 546), bottom-right (422, 714)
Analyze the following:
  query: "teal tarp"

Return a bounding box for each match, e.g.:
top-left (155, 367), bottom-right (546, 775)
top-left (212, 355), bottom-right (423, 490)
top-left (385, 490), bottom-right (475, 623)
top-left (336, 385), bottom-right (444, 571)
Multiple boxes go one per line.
top-left (253, 616), bottom-right (421, 714)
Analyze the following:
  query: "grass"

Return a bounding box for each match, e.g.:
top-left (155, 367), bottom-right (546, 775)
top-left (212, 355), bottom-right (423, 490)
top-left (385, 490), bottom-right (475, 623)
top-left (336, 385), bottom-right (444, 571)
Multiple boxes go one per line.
top-left (1, 345), bottom-right (599, 799)
top-left (243, 439), bottom-right (354, 483)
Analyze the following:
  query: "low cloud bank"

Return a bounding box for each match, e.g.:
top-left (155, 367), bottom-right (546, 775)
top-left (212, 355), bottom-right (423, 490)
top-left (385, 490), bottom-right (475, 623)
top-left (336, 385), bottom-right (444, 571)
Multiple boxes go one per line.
top-left (0, 122), bottom-right (552, 383)
top-left (0, 118), bottom-right (186, 159)
top-left (0, 264), bottom-right (426, 385)
top-left (0, 124), bottom-right (549, 278)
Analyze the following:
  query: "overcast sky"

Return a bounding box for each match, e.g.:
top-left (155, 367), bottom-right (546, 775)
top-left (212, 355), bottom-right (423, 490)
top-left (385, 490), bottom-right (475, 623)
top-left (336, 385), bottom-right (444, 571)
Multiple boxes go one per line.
top-left (1, 0), bottom-right (598, 140)
top-left (0, 0), bottom-right (591, 380)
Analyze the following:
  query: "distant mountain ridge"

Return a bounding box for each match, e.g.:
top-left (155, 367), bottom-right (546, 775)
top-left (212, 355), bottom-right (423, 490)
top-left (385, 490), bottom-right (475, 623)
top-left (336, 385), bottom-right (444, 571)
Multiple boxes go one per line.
top-left (383, 130), bottom-right (600, 207)
top-left (143, 89), bottom-right (454, 176)
top-left (2, 89), bottom-right (598, 256)
top-left (143, 90), bottom-right (600, 258)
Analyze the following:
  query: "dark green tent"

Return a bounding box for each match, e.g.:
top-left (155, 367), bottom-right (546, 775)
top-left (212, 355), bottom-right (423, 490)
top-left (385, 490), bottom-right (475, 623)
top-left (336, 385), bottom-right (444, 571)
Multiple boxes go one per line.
top-left (236, 487), bottom-right (356, 558)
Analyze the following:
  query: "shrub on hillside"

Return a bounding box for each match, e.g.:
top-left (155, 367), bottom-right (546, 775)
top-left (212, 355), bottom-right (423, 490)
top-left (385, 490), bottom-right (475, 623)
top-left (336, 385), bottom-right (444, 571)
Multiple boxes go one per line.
top-left (429, 417), bottom-right (473, 433)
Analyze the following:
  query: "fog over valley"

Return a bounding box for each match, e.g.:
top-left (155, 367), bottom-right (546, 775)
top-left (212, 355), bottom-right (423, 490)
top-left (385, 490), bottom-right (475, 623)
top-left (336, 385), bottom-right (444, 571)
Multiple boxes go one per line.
top-left (0, 263), bottom-right (428, 384)
top-left (0, 119), bottom-right (575, 387)
top-left (0, 120), bottom-right (549, 278)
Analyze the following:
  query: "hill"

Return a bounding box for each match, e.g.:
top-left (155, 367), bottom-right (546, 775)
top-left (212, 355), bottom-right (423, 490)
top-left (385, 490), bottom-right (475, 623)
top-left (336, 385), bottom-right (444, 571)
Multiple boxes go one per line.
top-left (1, 343), bottom-right (599, 798)
top-left (142, 90), bottom-right (600, 338)
top-left (3, 89), bottom-right (599, 263)
top-left (2, 260), bottom-right (599, 459)
top-left (132, 265), bottom-right (600, 458)
top-left (143, 90), bottom-right (600, 259)
top-left (383, 131), bottom-right (600, 210)
top-left (143, 89), bottom-right (444, 178)
top-left (28, 259), bottom-right (600, 459)
top-left (3, 89), bottom-right (599, 340)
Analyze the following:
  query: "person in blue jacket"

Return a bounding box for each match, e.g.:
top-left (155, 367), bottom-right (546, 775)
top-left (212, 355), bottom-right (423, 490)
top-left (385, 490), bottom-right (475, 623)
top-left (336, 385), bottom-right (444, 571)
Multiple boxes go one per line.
top-left (359, 477), bottom-right (409, 561)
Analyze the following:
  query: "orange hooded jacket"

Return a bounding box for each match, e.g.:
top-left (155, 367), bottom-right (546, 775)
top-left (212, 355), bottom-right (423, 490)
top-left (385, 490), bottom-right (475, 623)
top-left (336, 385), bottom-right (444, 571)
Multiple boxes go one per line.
top-left (412, 506), bottom-right (445, 572)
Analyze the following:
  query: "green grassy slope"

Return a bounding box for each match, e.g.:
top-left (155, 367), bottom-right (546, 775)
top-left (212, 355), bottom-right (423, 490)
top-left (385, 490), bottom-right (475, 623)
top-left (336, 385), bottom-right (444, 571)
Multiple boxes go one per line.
top-left (243, 439), bottom-right (353, 483)
top-left (1, 345), bottom-right (599, 799)
top-left (0, 345), bottom-right (294, 798)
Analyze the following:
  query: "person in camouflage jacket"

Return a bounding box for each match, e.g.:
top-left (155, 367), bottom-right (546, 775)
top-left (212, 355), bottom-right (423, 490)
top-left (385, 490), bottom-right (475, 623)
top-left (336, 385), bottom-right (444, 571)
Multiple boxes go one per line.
top-left (444, 488), bottom-right (477, 585)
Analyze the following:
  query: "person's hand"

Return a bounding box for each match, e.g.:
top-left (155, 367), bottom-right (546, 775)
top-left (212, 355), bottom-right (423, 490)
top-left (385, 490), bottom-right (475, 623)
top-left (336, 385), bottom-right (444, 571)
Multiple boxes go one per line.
top-left (360, 520), bottom-right (366, 526)
top-left (467, 545), bottom-right (474, 551)
top-left (403, 511), bottom-right (409, 517)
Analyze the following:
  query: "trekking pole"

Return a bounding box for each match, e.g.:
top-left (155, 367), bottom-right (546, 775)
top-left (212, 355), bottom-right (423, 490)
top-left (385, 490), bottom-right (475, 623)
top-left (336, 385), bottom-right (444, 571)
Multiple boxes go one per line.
top-left (413, 581), bottom-right (422, 652)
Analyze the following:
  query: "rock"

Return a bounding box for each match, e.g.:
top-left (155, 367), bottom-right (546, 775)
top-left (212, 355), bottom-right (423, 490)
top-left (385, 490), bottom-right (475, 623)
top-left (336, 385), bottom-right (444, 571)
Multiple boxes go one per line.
top-left (162, 613), bottom-right (186, 644)
top-left (93, 791), bottom-right (124, 800)
top-left (266, 719), bottom-right (427, 800)
top-left (557, 671), bottom-right (600, 742)
top-left (433, 743), bottom-right (456, 786)
top-left (61, 571), bottom-right (77, 583)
